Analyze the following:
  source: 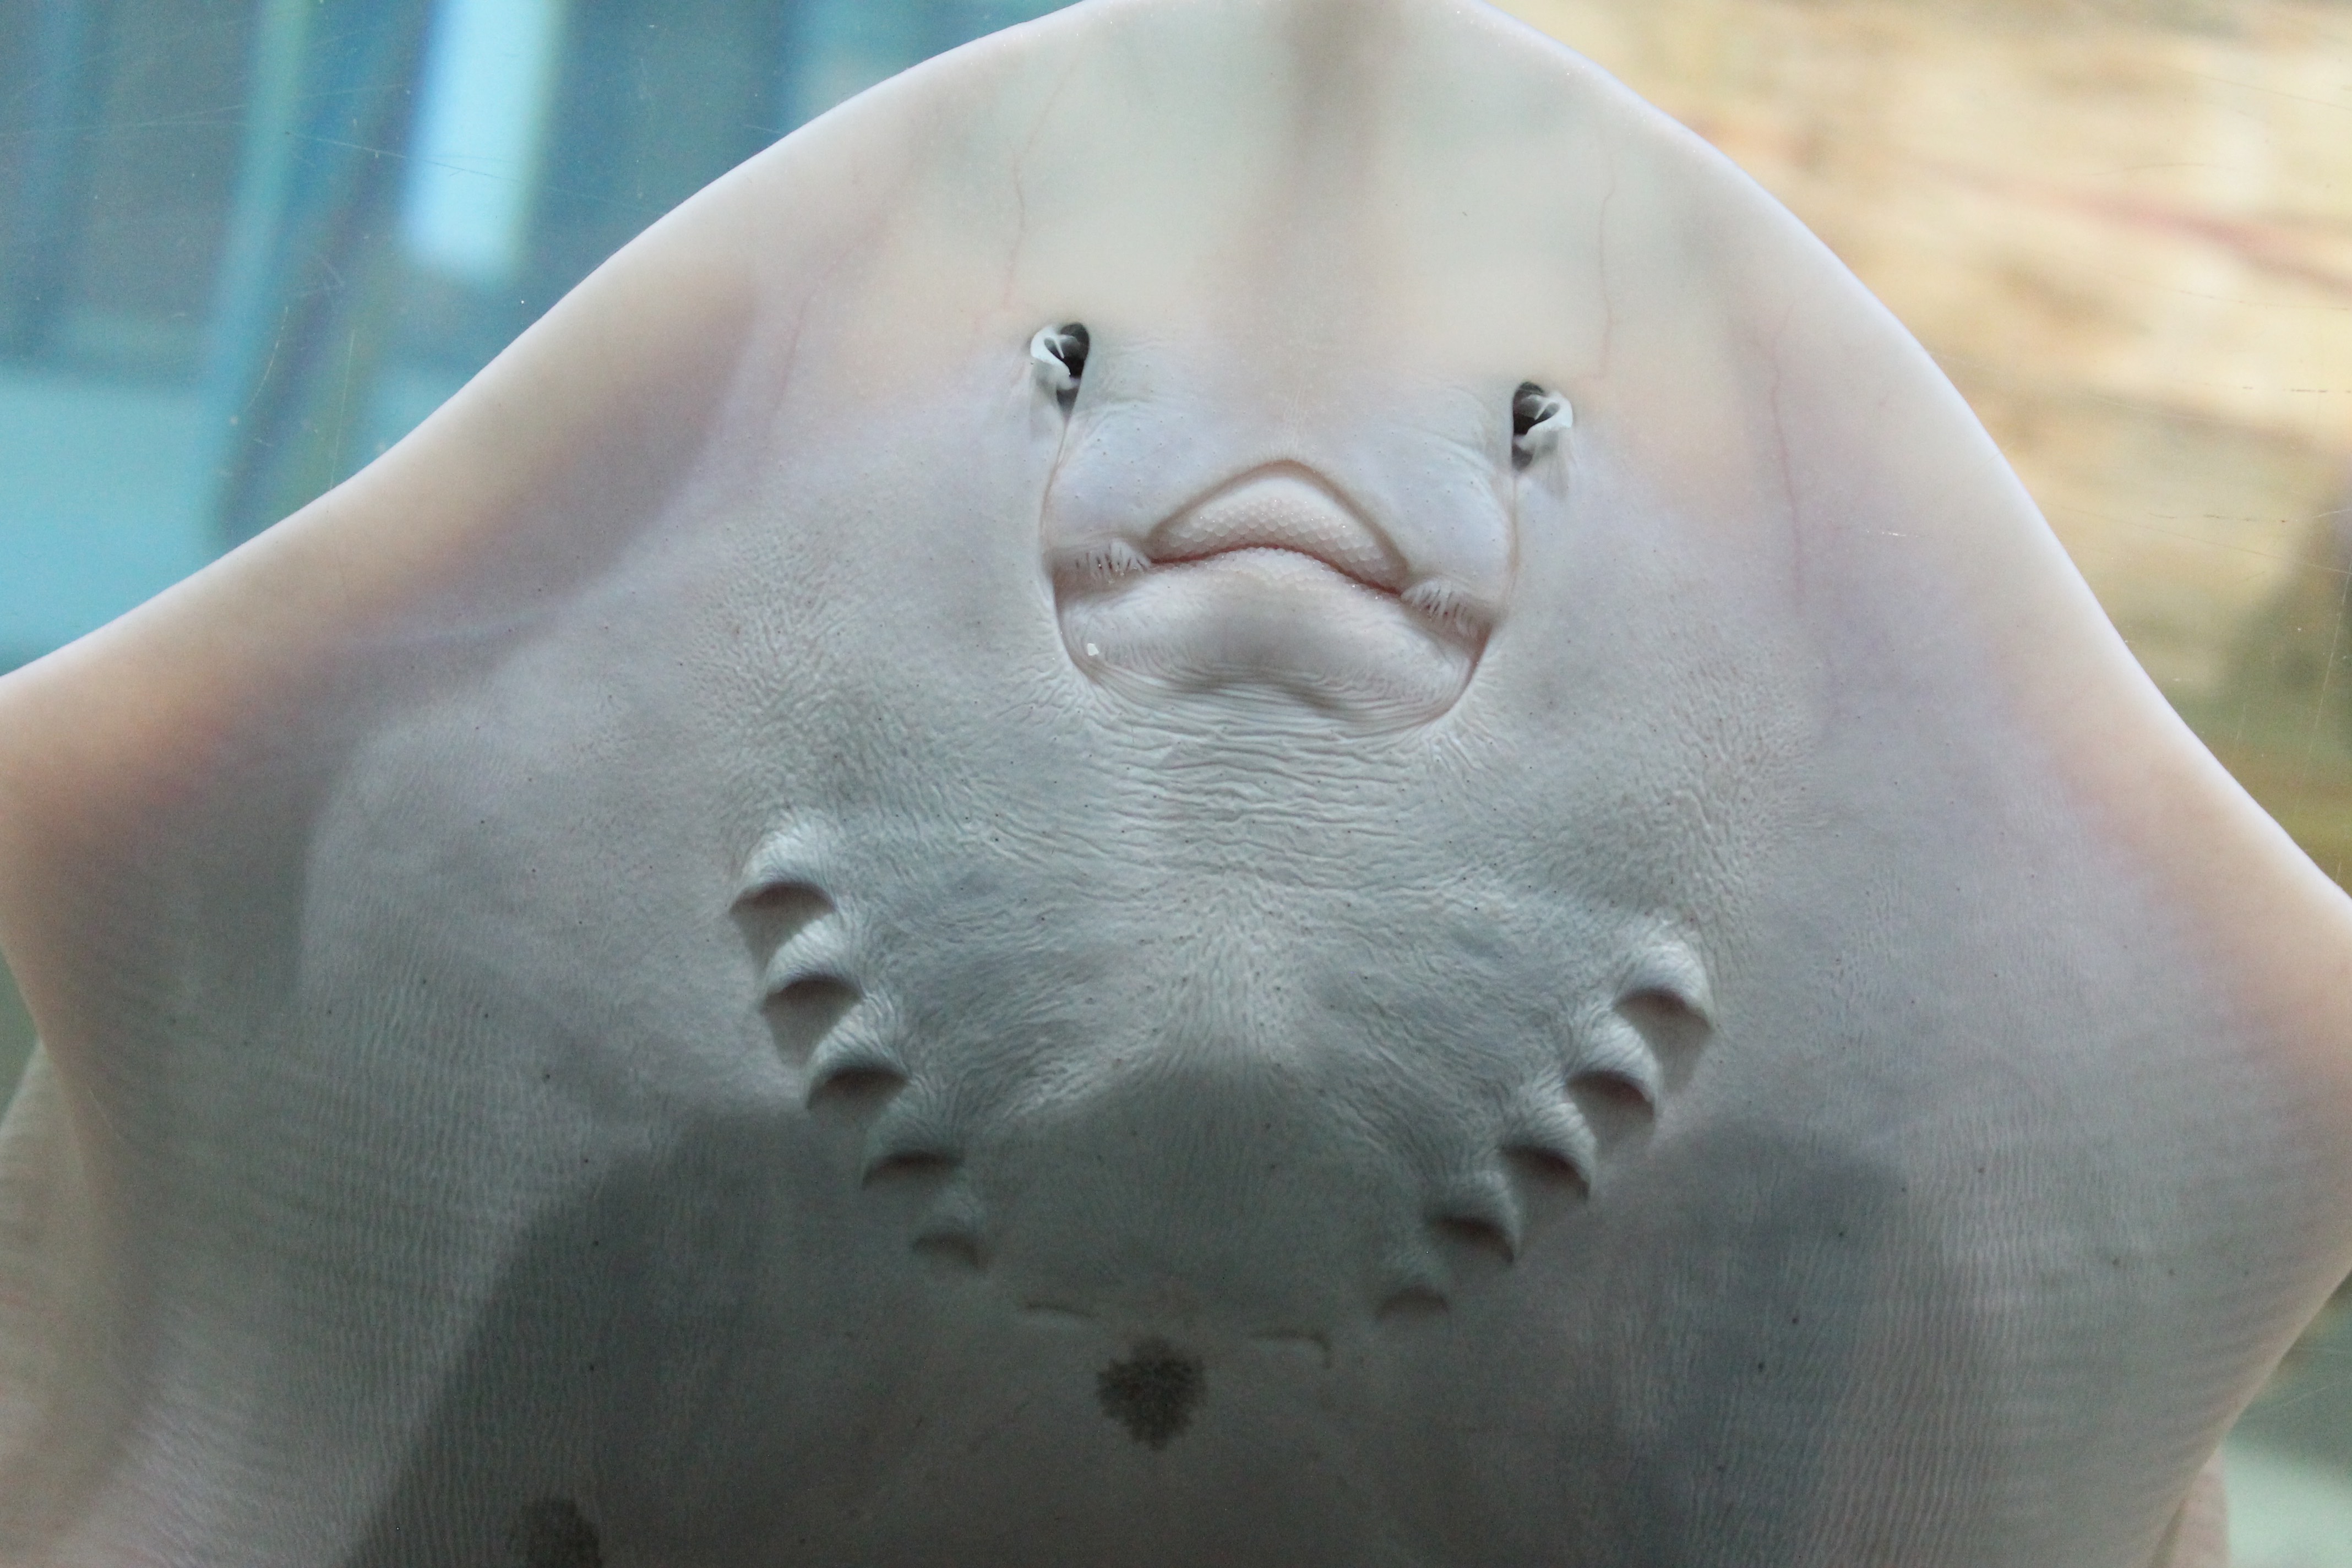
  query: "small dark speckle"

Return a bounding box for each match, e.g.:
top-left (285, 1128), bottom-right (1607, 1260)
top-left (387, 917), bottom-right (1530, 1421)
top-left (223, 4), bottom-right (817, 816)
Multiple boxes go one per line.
top-left (1096, 1337), bottom-right (1204, 1449)
top-left (507, 1497), bottom-right (601, 1568)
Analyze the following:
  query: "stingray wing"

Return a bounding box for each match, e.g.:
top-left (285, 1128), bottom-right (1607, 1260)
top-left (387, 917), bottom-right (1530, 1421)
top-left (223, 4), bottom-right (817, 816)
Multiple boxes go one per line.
top-left (1447, 39), bottom-right (2352, 1554)
top-left (0, 41), bottom-right (798, 1560)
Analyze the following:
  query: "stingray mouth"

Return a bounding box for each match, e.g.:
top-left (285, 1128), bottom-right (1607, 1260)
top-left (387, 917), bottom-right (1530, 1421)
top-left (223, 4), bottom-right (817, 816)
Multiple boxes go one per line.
top-left (1049, 465), bottom-right (1491, 729)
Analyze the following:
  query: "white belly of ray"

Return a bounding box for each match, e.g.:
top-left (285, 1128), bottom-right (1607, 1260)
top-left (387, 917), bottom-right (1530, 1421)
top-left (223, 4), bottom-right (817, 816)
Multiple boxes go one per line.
top-left (1, 0), bottom-right (2349, 1564)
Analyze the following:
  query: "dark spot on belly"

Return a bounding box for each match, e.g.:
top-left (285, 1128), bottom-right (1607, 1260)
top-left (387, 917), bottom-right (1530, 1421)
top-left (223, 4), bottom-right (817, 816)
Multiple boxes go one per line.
top-left (507, 1498), bottom-right (602, 1568)
top-left (1096, 1337), bottom-right (1205, 1449)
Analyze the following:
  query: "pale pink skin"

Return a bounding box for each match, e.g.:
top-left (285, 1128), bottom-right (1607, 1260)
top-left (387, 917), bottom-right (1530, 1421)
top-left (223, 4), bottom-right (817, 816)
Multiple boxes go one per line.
top-left (2, 1), bottom-right (2349, 1564)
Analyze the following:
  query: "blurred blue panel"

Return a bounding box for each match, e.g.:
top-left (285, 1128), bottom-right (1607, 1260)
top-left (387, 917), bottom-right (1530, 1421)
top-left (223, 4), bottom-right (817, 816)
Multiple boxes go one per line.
top-left (780, 0), bottom-right (937, 127)
top-left (0, 0), bottom-right (1078, 672)
top-left (780, 0), bottom-right (1074, 129)
top-left (402, 0), bottom-right (570, 285)
top-left (0, 369), bottom-right (208, 661)
top-left (198, 0), bottom-right (434, 546)
top-left (0, 0), bottom-right (107, 358)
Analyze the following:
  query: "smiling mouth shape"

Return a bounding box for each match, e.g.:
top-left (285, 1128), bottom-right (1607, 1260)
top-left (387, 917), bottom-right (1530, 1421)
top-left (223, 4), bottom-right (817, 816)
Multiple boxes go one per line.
top-left (1048, 464), bottom-right (1490, 730)
top-left (1054, 464), bottom-right (1491, 636)
top-left (1142, 465), bottom-right (1409, 594)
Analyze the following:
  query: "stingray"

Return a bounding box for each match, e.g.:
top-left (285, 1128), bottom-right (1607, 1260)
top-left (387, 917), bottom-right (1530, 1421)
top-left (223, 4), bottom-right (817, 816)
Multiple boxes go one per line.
top-left (2, 0), bottom-right (2350, 1562)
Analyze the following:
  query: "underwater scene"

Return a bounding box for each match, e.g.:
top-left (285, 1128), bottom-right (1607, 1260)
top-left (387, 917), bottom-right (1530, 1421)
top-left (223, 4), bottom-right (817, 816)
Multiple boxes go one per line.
top-left (2, 0), bottom-right (2350, 1561)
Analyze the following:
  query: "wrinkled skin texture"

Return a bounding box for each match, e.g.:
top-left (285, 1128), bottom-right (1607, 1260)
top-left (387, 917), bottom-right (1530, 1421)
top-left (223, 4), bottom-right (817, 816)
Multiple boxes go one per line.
top-left (2, 1), bottom-right (2351, 1564)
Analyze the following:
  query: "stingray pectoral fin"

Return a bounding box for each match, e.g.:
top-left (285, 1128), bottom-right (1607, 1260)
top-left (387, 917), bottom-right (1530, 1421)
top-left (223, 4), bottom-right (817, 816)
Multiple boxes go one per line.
top-left (1755, 224), bottom-right (2352, 1547)
top-left (0, 1047), bottom-right (112, 1545)
top-left (2148, 1453), bottom-right (2229, 1568)
top-left (0, 179), bottom-right (759, 1088)
top-left (1761, 209), bottom-right (2352, 1299)
top-left (2128, 704), bottom-right (2352, 1250)
top-left (1959, 317), bottom-right (2352, 1226)
top-left (0, 115), bottom-right (770, 1559)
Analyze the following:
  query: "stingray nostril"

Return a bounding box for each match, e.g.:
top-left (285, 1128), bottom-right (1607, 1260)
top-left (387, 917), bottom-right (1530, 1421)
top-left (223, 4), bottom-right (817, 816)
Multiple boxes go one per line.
top-left (1512, 381), bottom-right (1564, 437)
top-left (1031, 322), bottom-right (1091, 410)
top-left (1511, 380), bottom-right (1570, 470)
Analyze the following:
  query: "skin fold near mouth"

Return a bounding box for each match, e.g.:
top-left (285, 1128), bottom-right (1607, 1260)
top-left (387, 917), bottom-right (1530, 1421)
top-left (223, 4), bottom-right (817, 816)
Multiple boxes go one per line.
top-left (1049, 464), bottom-right (1493, 729)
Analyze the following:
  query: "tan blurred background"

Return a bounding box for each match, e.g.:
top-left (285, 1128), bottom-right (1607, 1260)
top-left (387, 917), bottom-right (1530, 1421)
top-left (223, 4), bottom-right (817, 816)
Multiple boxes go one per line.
top-left (1503, 0), bottom-right (2352, 874)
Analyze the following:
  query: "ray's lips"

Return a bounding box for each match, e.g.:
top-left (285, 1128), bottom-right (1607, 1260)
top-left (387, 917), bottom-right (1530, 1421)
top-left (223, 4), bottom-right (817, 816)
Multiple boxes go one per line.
top-left (1044, 460), bottom-right (1493, 729)
top-left (1144, 465), bottom-right (1408, 595)
top-left (1049, 463), bottom-right (1494, 643)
